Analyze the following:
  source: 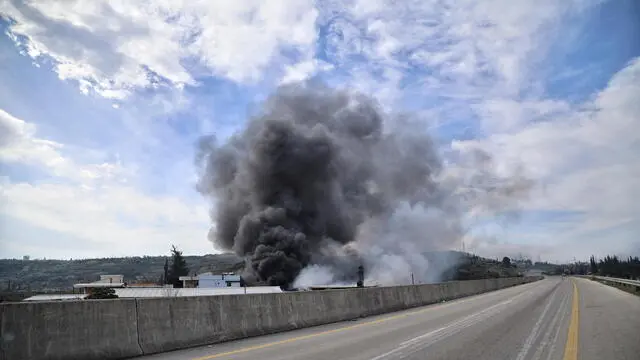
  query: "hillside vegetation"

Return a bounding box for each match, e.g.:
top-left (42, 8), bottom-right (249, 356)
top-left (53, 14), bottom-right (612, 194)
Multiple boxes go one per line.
top-left (0, 254), bottom-right (245, 294)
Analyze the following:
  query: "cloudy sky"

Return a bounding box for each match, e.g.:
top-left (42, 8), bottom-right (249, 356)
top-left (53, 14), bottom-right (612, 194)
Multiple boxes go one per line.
top-left (0, 0), bottom-right (638, 262)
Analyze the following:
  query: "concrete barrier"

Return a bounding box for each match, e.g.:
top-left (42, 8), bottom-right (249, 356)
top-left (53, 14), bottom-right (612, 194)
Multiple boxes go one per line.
top-left (0, 299), bottom-right (142, 360)
top-left (0, 276), bottom-right (542, 360)
top-left (136, 276), bottom-right (541, 355)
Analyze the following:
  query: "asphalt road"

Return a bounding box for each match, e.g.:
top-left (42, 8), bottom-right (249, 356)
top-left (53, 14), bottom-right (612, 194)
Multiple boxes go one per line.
top-left (141, 277), bottom-right (640, 360)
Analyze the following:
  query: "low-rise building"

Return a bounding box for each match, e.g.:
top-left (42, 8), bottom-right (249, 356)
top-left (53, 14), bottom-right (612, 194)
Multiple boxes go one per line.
top-left (179, 272), bottom-right (242, 288)
top-left (73, 274), bottom-right (126, 295)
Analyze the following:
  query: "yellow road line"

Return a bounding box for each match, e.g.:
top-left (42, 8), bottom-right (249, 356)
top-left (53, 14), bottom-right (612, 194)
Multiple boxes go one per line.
top-left (563, 280), bottom-right (579, 360)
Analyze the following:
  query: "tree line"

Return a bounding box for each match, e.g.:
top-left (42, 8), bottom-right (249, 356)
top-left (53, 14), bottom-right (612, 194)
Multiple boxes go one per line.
top-left (589, 255), bottom-right (640, 279)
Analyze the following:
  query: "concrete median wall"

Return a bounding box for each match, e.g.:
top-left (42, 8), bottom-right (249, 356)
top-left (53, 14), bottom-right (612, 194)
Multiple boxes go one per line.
top-left (0, 299), bottom-right (143, 360)
top-left (0, 276), bottom-right (541, 360)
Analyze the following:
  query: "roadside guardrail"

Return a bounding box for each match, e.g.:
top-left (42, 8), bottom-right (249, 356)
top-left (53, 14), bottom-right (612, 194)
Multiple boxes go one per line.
top-left (586, 275), bottom-right (640, 291)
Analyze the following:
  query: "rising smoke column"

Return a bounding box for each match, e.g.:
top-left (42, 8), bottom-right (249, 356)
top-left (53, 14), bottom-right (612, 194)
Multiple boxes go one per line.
top-left (196, 84), bottom-right (444, 286)
top-left (196, 84), bottom-right (531, 288)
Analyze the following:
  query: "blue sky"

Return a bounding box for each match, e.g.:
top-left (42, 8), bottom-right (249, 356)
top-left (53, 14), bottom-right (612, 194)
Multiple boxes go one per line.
top-left (0, 0), bottom-right (638, 261)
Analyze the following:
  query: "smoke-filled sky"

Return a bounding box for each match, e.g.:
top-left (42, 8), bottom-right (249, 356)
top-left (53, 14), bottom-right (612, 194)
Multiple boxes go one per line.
top-left (0, 0), bottom-right (639, 263)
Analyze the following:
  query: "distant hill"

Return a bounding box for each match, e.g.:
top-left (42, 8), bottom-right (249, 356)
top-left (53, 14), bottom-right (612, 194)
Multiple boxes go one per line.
top-left (0, 251), bottom-right (525, 301)
top-left (445, 252), bottom-right (522, 281)
top-left (0, 253), bottom-right (245, 293)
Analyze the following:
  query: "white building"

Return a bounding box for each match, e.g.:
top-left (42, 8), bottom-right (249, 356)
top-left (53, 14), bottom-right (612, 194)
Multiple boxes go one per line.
top-left (199, 273), bottom-right (241, 288)
top-left (179, 272), bottom-right (242, 288)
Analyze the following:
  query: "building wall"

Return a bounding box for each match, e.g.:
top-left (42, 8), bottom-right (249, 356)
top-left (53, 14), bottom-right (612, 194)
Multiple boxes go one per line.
top-left (199, 278), bottom-right (226, 288)
top-left (198, 273), bottom-right (241, 288)
top-left (99, 275), bottom-right (124, 284)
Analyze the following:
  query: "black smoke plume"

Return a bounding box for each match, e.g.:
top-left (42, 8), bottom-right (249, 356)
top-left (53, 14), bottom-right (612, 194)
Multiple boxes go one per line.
top-left (196, 84), bottom-right (531, 288)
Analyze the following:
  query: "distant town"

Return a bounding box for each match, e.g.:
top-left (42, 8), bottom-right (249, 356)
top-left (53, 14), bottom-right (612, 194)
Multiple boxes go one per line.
top-left (22, 272), bottom-right (283, 302)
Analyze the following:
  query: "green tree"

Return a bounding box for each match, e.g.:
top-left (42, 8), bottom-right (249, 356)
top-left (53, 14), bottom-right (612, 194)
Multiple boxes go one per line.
top-left (167, 245), bottom-right (189, 288)
top-left (86, 287), bottom-right (119, 299)
top-left (502, 257), bottom-right (511, 267)
top-left (589, 255), bottom-right (598, 274)
top-left (597, 255), bottom-right (639, 279)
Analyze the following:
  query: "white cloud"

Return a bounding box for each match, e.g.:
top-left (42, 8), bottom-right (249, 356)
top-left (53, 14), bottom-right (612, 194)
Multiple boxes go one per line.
top-left (1, 182), bottom-right (211, 256)
top-left (280, 59), bottom-right (334, 85)
top-left (1, 0), bottom-right (318, 98)
top-left (0, 109), bottom-right (211, 258)
top-left (2, 0), bottom-right (594, 104)
top-left (474, 98), bottom-right (571, 133)
top-left (463, 58), bottom-right (640, 259)
top-left (319, 0), bottom-right (599, 102)
top-left (0, 108), bottom-right (128, 183)
top-left (2, 0), bottom-right (636, 261)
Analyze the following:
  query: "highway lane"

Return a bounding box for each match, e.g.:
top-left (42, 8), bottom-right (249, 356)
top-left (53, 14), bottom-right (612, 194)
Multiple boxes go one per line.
top-left (577, 277), bottom-right (640, 360)
top-left (140, 277), bottom-right (640, 360)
